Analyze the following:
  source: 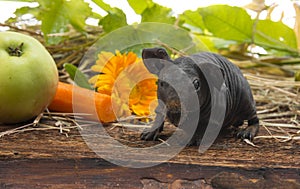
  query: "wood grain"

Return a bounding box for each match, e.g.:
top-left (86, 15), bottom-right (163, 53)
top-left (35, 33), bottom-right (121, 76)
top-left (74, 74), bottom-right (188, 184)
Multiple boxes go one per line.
top-left (0, 123), bottom-right (299, 188)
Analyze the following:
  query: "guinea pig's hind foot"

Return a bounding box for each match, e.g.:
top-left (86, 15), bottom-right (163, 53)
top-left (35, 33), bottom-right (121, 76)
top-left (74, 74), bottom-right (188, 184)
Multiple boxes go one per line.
top-left (237, 117), bottom-right (259, 141)
top-left (140, 127), bottom-right (161, 141)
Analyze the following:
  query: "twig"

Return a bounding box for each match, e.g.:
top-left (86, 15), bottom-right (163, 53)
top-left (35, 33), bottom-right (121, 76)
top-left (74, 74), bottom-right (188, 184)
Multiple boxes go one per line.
top-left (260, 121), bottom-right (299, 128)
top-left (33, 112), bottom-right (44, 126)
top-left (243, 139), bottom-right (259, 147)
top-left (0, 123), bottom-right (34, 137)
top-left (259, 112), bottom-right (296, 119)
top-left (158, 138), bottom-right (170, 146)
top-left (111, 122), bottom-right (151, 129)
top-left (255, 135), bottom-right (299, 140)
top-left (0, 23), bottom-right (42, 37)
top-left (155, 40), bottom-right (187, 56)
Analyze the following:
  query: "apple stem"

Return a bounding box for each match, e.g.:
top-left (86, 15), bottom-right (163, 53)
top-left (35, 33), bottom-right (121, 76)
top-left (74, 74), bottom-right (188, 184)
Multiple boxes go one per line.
top-left (7, 43), bottom-right (24, 57)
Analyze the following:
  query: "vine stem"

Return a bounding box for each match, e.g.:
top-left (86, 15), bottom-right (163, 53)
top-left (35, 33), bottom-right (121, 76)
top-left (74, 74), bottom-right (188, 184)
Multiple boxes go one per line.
top-left (0, 23), bottom-right (43, 37)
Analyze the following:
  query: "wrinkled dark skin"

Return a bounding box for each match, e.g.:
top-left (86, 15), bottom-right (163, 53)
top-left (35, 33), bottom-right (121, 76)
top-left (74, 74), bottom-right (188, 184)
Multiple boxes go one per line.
top-left (141, 47), bottom-right (259, 146)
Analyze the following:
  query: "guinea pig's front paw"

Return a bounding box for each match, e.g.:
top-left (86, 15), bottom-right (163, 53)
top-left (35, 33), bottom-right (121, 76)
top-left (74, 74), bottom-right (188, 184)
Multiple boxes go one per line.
top-left (237, 124), bottom-right (259, 141)
top-left (140, 127), bottom-right (160, 141)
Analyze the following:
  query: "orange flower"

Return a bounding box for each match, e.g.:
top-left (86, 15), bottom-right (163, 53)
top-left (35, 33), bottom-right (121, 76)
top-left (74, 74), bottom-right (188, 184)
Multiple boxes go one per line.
top-left (89, 51), bottom-right (157, 119)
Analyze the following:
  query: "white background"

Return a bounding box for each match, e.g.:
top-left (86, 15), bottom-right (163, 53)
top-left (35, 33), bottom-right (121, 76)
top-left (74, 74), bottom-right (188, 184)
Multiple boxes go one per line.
top-left (0, 0), bottom-right (296, 27)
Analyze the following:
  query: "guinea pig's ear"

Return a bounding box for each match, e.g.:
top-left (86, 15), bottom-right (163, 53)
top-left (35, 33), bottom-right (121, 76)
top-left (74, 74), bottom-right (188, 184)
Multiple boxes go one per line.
top-left (198, 62), bottom-right (225, 90)
top-left (142, 59), bottom-right (165, 75)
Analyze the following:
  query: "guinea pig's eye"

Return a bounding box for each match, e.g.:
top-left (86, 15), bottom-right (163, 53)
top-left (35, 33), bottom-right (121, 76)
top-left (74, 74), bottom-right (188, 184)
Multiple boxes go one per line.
top-left (157, 49), bottom-right (167, 57)
top-left (159, 81), bottom-right (164, 87)
top-left (193, 79), bottom-right (200, 90)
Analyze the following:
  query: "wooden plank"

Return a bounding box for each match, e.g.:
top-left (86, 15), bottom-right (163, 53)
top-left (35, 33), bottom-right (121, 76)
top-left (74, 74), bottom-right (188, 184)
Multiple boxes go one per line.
top-left (1, 126), bottom-right (299, 168)
top-left (0, 158), bottom-right (299, 188)
top-left (0, 124), bottom-right (299, 188)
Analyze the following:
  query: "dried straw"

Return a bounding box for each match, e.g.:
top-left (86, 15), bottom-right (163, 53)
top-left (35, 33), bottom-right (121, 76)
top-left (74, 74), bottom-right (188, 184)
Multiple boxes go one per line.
top-left (0, 24), bottom-right (299, 144)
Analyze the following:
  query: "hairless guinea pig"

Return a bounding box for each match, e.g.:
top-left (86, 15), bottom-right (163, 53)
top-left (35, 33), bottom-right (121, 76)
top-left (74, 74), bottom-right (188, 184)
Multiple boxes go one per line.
top-left (141, 47), bottom-right (259, 146)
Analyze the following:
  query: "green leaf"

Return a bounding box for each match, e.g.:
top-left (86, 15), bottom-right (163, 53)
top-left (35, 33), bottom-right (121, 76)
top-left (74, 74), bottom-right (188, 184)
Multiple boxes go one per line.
top-left (141, 4), bottom-right (176, 24)
top-left (8, 0), bottom-right (35, 2)
top-left (8, 0), bottom-right (92, 44)
top-left (180, 10), bottom-right (206, 32)
top-left (90, 12), bottom-right (103, 20)
top-left (194, 35), bottom-right (232, 52)
top-left (92, 0), bottom-right (128, 32)
top-left (89, 22), bottom-right (208, 58)
top-left (99, 8), bottom-right (128, 33)
top-left (199, 5), bottom-right (253, 42)
top-left (255, 20), bottom-right (298, 54)
top-left (39, 0), bottom-right (91, 44)
top-left (65, 0), bottom-right (92, 32)
top-left (127, 0), bottom-right (153, 14)
top-left (6, 6), bottom-right (40, 23)
top-left (40, 1), bottom-right (67, 44)
top-left (91, 0), bottom-right (113, 12)
top-left (64, 63), bottom-right (93, 90)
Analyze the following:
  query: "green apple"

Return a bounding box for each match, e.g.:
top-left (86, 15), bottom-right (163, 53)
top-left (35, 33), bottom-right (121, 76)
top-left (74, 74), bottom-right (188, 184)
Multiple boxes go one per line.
top-left (0, 31), bottom-right (58, 124)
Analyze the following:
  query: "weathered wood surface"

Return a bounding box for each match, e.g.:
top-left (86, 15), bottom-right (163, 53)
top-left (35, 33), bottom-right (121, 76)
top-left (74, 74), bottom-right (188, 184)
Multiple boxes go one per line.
top-left (0, 124), bottom-right (299, 188)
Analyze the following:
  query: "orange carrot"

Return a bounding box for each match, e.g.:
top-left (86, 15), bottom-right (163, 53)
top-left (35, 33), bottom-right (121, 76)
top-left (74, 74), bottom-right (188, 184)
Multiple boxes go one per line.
top-left (48, 82), bottom-right (116, 123)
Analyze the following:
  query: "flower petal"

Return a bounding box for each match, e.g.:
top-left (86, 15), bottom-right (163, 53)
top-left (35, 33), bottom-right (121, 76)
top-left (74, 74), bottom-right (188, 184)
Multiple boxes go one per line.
top-left (90, 50), bottom-right (158, 117)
